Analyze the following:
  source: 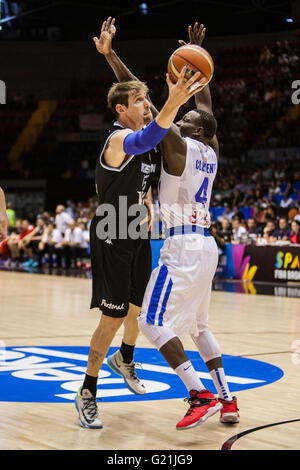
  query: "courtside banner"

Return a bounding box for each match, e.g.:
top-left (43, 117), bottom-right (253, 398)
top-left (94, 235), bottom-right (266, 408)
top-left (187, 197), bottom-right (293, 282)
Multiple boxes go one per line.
top-left (224, 244), bottom-right (300, 283)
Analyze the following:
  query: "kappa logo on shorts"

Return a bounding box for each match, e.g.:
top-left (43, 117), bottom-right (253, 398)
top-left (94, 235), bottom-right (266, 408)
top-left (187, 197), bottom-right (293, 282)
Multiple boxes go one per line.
top-left (0, 346), bottom-right (284, 403)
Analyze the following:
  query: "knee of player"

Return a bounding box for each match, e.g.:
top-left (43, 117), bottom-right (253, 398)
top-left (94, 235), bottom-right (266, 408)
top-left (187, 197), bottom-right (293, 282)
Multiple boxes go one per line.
top-left (138, 316), bottom-right (176, 350)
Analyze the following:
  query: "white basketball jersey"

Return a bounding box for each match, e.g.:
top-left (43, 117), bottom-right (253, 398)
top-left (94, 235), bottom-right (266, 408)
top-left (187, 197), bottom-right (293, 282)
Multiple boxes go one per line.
top-left (159, 137), bottom-right (218, 229)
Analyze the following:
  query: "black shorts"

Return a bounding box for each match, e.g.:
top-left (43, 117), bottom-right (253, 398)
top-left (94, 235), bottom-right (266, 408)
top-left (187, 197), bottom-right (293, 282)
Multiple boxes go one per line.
top-left (89, 216), bottom-right (152, 318)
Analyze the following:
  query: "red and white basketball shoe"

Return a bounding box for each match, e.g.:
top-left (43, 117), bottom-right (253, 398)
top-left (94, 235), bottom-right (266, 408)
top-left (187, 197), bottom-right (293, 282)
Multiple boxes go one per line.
top-left (219, 396), bottom-right (240, 423)
top-left (176, 389), bottom-right (223, 430)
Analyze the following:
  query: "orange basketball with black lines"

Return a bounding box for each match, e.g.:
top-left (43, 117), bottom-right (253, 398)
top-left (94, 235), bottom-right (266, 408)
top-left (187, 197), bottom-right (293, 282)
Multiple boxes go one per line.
top-left (168, 44), bottom-right (214, 86)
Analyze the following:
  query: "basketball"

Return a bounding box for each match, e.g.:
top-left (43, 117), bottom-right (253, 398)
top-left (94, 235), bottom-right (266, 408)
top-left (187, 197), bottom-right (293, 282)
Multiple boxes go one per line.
top-left (168, 44), bottom-right (214, 86)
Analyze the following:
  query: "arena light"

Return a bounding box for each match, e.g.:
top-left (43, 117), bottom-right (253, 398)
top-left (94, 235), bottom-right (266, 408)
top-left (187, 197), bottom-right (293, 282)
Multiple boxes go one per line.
top-left (0, 0), bottom-right (16, 26)
top-left (139, 2), bottom-right (148, 15)
top-left (0, 1), bottom-right (61, 25)
top-left (286, 18), bottom-right (294, 22)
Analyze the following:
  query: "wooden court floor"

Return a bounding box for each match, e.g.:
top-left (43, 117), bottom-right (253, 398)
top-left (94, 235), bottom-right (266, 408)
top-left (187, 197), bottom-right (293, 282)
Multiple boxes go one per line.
top-left (0, 270), bottom-right (299, 451)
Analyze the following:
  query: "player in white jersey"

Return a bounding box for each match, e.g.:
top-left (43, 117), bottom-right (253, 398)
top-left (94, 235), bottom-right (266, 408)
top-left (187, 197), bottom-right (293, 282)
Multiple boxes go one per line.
top-left (96, 18), bottom-right (239, 429)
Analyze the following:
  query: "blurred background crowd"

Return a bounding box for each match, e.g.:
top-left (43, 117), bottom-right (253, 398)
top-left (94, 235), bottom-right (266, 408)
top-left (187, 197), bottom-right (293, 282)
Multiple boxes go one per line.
top-left (1, 38), bottom-right (299, 180)
top-left (1, 1), bottom-right (299, 273)
top-left (1, 191), bottom-right (299, 271)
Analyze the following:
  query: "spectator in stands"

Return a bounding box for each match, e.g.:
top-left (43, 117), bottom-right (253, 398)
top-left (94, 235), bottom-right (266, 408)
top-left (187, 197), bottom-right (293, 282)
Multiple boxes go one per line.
top-left (240, 188), bottom-right (256, 206)
top-left (38, 222), bottom-right (63, 268)
top-left (265, 204), bottom-right (277, 223)
top-left (232, 189), bottom-right (244, 207)
top-left (268, 179), bottom-right (282, 195)
top-left (61, 219), bottom-right (88, 269)
top-left (18, 219), bottom-right (35, 248)
top-left (273, 217), bottom-right (292, 240)
top-left (65, 200), bottom-right (76, 219)
top-left (7, 218), bottom-right (22, 238)
top-left (293, 203), bottom-right (300, 223)
top-left (210, 221), bottom-right (226, 250)
top-left (290, 220), bottom-right (300, 244)
top-left (246, 217), bottom-right (262, 240)
top-left (6, 202), bottom-right (16, 231)
top-left (219, 218), bottom-right (232, 243)
top-left (20, 217), bottom-right (47, 266)
top-left (220, 203), bottom-right (235, 222)
top-left (231, 216), bottom-right (247, 243)
top-left (280, 190), bottom-right (295, 209)
top-left (78, 221), bottom-right (90, 245)
top-left (263, 220), bottom-right (277, 243)
top-left (0, 218), bottom-right (22, 263)
top-left (231, 205), bottom-right (245, 224)
top-left (7, 219), bottom-right (34, 262)
top-left (253, 202), bottom-right (266, 225)
top-left (259, 45), bottom-right (274, 65)
top-left (55, 204), bottom-right (73, 235)
top-left (263, 188), bottom-right (277, 205)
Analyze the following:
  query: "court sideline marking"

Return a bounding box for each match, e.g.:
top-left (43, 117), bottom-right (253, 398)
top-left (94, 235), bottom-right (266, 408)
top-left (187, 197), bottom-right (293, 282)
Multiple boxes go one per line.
top-left (221, 419), bottom-right (300, 450)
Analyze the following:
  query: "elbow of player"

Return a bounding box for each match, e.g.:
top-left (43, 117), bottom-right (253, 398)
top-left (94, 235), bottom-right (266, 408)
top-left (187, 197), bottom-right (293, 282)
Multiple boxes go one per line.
top-left (123, 120), bottom-right (169, 155)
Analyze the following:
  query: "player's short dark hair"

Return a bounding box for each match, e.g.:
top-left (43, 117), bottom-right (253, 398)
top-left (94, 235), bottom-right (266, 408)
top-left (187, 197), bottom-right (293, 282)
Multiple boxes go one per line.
top-left (193, 109), bottom-right (217, 140)
top-left (107, 80), bottom-right (149, 118)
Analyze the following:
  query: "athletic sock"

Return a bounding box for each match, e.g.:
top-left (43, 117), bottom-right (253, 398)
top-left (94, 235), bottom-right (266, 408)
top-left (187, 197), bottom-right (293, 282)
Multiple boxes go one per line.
top-left (119, 342), bottom-right (135, 364)
top-left (174, 360), bottom-right (205, 393)
top-left (82, 373), bottom-right (98, 398)
top-left (209, 368), bottom-right (233, 401)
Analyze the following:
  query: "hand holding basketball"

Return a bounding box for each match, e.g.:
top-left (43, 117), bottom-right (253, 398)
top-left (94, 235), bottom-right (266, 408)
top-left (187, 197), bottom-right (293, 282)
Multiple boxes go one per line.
top-left (168, 21), bottom-right (214, 88)
top-left (168, 44), bottom-right (214, 87)
top-left (166, 66), bottom-right (204, 106)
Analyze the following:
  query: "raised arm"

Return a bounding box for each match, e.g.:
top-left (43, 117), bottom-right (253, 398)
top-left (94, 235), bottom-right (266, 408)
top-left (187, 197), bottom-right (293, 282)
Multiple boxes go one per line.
top-left (93, 17), bottom-right (140, 84)
top-left (180, 22), bottom-right (219, 156)
top-left (93, 16), bottom-right (160, 117)
top-left (94, 17), bottom-right (202, 174)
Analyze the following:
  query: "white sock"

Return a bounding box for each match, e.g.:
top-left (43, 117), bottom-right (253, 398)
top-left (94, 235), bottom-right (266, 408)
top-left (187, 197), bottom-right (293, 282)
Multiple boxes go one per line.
top-left (174, 360), bottom-right (205, 393)
top-left (210, 368), bottom-right (233, 401)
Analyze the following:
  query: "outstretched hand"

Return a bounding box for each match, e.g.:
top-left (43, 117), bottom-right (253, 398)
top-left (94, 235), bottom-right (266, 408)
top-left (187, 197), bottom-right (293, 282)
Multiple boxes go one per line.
top-left (93, 16), bottom-right (116, 55)
top-left (166, 66), bottom-right (207, 105)
top-left (178, 22), bottom-right (206, 47)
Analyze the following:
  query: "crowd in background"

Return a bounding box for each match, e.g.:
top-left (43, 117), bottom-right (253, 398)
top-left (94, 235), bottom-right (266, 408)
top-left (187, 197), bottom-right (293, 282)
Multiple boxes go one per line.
top-left (1, 187), bottom-right (300, 271)
top-left (0, 200), bottom-right (97, 270)
top-left (1, 38), bottom-right (299, 180)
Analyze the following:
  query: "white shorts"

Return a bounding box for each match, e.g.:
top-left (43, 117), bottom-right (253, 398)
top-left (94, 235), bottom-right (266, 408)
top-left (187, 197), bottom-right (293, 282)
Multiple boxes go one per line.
top-left (139, 232), bottom-right (218, 339)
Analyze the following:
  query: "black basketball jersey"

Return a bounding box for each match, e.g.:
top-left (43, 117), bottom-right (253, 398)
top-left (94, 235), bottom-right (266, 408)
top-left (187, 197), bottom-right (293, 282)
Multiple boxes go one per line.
top-left (95, 122), bottom-right (160, 210)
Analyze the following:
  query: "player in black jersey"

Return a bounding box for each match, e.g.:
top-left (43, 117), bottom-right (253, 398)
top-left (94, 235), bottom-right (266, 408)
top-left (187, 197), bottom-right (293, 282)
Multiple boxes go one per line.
top-left (75, 42), bottom-right (204, 428)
